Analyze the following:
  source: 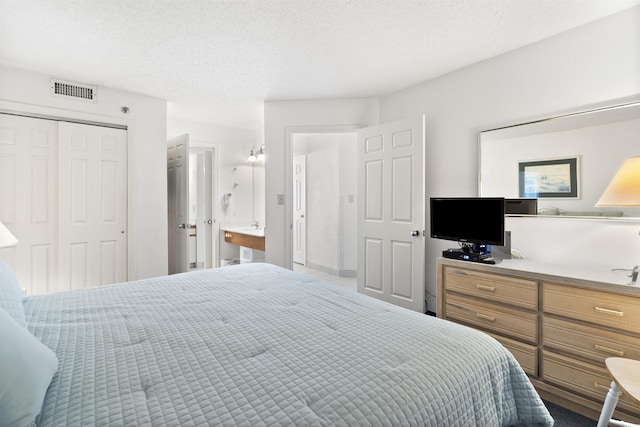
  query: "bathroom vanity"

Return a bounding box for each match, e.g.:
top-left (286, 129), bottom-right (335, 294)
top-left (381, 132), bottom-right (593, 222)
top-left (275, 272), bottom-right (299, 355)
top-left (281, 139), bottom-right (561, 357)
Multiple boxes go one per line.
top-left (222, 226), bottom-right (265, 263)
top-left (223, 227), bottom-right (265, 251)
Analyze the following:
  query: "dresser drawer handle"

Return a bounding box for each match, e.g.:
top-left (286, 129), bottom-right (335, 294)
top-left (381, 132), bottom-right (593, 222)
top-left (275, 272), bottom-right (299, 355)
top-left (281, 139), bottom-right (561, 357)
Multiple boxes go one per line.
top-left (594, 344), bottom-right (624, 356)
top-left (476, 313), bottom-right (496, 322)
top-left (595, 306), bottom-right (624, 317)
top-left (476, 284), bottom-right (495, 292)
top-left (451, 269), bottom-right (470, 276)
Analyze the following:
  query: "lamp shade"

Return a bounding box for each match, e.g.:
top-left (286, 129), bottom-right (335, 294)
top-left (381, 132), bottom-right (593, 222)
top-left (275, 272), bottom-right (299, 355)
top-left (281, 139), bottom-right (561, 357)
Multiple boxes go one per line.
top-left (0, 221), bottom-right (18, 248)
top-left (596, 156), bottom-right (640, 206)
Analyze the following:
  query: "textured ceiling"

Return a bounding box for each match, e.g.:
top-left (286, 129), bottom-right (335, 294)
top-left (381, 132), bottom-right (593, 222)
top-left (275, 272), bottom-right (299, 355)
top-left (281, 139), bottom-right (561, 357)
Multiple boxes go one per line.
top-left (1, 0), bottom-right (638, 129)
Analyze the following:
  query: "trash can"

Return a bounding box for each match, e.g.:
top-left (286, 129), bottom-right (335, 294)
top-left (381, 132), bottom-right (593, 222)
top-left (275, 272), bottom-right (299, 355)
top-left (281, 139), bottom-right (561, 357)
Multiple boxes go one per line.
top-left (221, 258), bottom-right (240, 267)
top-left (240, 247), bottom-right (265, 264)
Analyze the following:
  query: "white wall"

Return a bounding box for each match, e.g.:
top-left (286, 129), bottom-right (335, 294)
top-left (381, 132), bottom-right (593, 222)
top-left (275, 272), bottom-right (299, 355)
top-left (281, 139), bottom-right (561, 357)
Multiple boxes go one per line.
top-left (338, 134), bottom-right (358, 274)
top-left (0, 65), bottom-right (168, 280)
top-left (264, 98), bottom-right (379, 268)
top-left (305, 134), bottom-right (340, 271)
top-left (253, 127), bottom-right (266, 227)
top-left (292, 132), bottom-right (357, 275)
top-left (379, 7), bottom-right (640, 312)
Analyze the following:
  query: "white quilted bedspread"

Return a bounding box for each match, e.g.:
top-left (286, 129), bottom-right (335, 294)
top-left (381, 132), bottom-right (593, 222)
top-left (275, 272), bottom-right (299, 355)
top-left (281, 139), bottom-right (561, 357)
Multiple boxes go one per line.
top-left (24, 263), bottom-right (553, 426)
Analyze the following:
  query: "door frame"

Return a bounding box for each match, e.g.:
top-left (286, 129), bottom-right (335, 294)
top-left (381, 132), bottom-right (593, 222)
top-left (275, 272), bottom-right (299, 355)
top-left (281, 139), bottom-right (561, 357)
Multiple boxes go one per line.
top-left (0, 100), bottom-right (135, 281)
top-left (284, 124), bottom-right (362, 271)
top-left (292, 154), bottom-right (306, 266)
top-left (189, 141), bottom-right (219, 268)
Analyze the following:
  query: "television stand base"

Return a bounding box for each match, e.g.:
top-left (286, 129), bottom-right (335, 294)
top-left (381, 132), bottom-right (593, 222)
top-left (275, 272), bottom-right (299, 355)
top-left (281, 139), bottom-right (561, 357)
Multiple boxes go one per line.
top-left (442, 249), bottom-right (491, 262)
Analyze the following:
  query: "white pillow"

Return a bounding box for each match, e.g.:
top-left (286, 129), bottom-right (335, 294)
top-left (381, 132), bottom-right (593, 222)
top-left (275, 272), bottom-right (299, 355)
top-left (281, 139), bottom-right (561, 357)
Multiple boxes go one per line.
top-left (0, 257), bottom-right (26, 328)
top-left (0, 307), bottom-right (58, 427)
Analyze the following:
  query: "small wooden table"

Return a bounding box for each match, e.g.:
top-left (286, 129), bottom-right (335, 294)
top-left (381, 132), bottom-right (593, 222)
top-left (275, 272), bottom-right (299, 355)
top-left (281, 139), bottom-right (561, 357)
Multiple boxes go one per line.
top-left (597, 357), bottom-right (640, 427)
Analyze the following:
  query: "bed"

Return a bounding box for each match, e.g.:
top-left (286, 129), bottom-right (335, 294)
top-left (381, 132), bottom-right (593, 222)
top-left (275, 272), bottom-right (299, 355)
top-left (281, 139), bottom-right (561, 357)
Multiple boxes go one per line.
top-left (1, 261), bottom-right (553, 426)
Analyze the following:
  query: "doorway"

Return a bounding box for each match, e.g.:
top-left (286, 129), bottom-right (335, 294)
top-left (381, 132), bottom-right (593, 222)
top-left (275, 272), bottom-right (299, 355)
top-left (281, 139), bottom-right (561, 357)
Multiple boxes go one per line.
top-left (291, 132), bottom-right (357, 281)
top-left (284, 118), bottom-right (426, 312)
top-left (188, 147), bottom-right (217, 270)
top-left (168, 134), bottom-right (219, 274)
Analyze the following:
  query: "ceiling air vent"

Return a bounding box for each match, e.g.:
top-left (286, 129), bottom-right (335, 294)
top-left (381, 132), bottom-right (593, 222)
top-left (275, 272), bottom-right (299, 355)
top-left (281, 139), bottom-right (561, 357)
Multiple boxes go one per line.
top-left (50, 79), bottom-right (97, 103)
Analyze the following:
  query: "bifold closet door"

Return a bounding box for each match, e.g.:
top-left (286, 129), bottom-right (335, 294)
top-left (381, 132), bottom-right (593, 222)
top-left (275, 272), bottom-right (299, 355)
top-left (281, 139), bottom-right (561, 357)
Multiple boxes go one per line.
top-left (57, 122), bottom-right (127, 290)
top-left (0, 116), bottom-right (127, 293)
top-left (0, 114), bottom-right (58, 295)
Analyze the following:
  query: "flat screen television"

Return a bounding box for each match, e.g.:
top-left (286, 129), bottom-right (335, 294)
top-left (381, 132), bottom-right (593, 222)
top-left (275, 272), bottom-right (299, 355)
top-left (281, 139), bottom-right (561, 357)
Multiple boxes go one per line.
top-left (430, 197), bottom-right (505, 248)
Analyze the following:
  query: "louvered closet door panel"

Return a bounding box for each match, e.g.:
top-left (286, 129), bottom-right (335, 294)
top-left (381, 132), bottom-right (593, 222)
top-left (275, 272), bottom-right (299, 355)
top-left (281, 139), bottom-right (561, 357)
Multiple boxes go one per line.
top-left (0, 114), bottom-right (57, 295)
top-left (58, 122), bottom-right (127, 290)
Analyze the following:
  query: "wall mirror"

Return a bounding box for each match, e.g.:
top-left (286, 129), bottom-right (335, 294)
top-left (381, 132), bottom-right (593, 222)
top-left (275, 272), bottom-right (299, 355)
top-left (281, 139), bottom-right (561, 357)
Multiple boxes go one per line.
top-left (479, 100), bottom-right (640, 219)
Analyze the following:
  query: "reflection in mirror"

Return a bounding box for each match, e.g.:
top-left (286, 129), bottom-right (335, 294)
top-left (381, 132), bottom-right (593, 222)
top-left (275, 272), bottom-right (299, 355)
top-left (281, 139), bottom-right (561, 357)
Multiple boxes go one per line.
top-left (479, 101), bottom-right (640, 219)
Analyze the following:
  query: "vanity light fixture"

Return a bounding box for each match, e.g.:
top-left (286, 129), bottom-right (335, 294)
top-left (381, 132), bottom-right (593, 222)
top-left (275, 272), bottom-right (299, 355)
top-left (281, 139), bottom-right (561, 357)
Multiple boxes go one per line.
top-left (247, 145), bottom-right (265, 163)
top-left (248, 147), bottom-right (257, 162)
top-left (596, 155), bottom-right (640, 284)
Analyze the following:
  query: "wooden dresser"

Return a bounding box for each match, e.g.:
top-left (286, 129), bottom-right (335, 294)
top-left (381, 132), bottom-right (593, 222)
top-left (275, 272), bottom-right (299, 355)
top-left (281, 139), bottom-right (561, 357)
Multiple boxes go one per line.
top-left (436, 257), bottom-right (640, 422)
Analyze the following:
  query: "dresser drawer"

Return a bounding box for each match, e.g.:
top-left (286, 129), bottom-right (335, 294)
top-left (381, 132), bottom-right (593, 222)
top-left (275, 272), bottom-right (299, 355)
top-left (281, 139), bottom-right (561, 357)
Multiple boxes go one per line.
top-left (543, 351), bottom-right (639, 415)
top-left (443, 266), bottom-right (538, 310)
top-left (544, 316), bottom-right (640, 364)
top-left (543, 283), bottom-right (640, 333)
top-left (446, 294), bottom-right (538, 344)
top-left (488, 332), bottom-right (538, 377)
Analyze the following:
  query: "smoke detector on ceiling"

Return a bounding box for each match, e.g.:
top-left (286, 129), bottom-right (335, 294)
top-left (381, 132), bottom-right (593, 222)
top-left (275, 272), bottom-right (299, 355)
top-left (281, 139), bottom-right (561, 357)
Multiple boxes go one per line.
top-left (50, 79), bottom-right (97, 103)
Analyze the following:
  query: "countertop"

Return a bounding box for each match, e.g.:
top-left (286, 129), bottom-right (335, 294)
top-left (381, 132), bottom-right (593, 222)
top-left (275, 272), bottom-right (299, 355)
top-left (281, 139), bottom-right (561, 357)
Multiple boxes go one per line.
top-left (223, 226), bottom-right (264, 237)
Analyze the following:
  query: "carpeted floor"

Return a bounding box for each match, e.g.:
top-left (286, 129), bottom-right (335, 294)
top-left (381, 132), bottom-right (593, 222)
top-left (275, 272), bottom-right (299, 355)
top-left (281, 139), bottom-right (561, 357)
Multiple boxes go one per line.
top-left (544, 400), bottom-right (596, 426)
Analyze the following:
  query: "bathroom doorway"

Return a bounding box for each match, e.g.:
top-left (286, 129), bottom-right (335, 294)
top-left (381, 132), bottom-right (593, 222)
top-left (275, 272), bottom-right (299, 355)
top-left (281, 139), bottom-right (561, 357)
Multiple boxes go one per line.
top-left (168, 133), bottom-right (219, 274)
top-left (291, 132), bottom-right (357, 279)
top-left (189, 146), bottom-right (218, 270)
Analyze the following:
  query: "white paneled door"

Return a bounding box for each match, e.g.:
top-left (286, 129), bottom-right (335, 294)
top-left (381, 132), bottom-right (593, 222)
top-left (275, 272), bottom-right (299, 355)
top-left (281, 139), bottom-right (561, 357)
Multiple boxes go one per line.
top-left (58, 122), bottom-right (127, 290)
top-left (357, 116), bottom-right (426, 312)
top-left (0, 114), bottom-right (58, 294)
top-left (167, 134), bottom-right (189, 274)
top-left (0, 114), bottom-right (127, 294)
top-left (293, 155), bottom-right (306, 265)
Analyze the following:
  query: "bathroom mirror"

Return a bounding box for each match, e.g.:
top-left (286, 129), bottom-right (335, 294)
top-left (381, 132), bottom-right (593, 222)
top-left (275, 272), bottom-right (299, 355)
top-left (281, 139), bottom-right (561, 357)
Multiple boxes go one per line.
top-left (479, 100), bottom-right (640, 219)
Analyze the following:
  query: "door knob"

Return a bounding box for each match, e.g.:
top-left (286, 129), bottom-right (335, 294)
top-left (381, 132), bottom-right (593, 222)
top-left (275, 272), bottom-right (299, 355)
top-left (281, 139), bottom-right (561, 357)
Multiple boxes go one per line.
top-left (411, 230), bottom-right (420, 237)
top-left (300, 214), bottom-right (305, 218)
top-left (205, 219), bottom-right (213, 224)
top-left (178, 223), bottom-right (186, 229)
